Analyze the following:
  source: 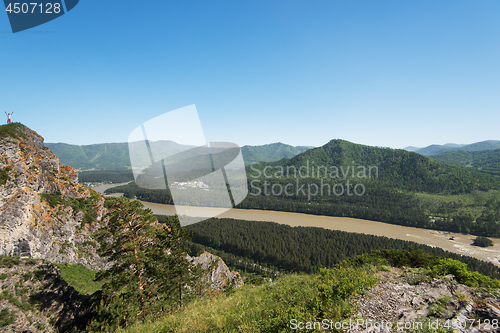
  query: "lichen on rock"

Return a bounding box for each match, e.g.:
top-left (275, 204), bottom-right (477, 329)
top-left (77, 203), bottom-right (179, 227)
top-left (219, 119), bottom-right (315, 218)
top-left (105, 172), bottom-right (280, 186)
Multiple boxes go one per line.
top-left (0, 124), bottom-right (107, 270)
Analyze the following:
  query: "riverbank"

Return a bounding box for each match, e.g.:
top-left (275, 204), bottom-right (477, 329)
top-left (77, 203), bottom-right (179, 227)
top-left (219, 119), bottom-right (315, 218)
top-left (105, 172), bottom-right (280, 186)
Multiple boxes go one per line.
top-left (93, 184), bottom-right (500, 267)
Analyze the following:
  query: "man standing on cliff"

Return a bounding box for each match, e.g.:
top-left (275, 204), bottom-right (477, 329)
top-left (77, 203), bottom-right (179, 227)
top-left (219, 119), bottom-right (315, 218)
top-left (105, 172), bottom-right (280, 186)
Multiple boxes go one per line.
top-left (5, 112), bottom-right (13, 124)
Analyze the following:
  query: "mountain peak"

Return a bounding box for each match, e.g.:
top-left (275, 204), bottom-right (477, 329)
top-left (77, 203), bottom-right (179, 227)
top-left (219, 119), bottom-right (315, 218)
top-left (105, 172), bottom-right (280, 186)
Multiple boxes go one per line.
top-left (0, 123), bottom-right (45, 149)
top-left (0, 123), bottom-right (108, 269)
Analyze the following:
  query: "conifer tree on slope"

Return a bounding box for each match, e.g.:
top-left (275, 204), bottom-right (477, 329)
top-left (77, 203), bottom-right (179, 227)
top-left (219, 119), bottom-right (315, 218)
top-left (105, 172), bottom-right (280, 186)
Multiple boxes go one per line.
top-left (92, 197), bottom-right (201, 329)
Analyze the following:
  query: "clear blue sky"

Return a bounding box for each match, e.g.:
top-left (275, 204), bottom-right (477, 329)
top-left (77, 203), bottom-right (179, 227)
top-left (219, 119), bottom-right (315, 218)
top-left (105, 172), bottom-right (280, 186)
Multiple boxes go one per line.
top-left (1, 0), bottom-right (499, 149)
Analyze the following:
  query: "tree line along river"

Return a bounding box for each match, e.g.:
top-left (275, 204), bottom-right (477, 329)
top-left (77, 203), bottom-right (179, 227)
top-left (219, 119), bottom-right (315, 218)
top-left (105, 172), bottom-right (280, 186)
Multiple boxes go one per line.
top-left (94, 183), bottom-right (500, 267)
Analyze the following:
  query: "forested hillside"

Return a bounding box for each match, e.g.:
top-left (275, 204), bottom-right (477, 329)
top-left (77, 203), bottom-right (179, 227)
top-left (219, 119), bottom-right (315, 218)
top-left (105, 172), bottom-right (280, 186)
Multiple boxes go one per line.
top-left (46, 142), bottom-right (130, 170)
top-left (108, 139), bottom-right (500, 237)
top-left (240, 142), bottom-right (312, 165)
top-left (430, 148), bottom-right (500, 176)
top-left (48, 142), bottom-right (311, 170)
top-left (79, 170), bottom-right (134, 183)
top-left (183, 217), bottom-right (500, 279)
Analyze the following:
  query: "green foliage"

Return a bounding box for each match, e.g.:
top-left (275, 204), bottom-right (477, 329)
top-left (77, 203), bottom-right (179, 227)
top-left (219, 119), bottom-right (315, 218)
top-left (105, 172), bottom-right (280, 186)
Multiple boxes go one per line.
top-left (184, 218), bottom-right (500, 279)
top-left (109, 138), bottom-right (500, 237)
top-left (429, 295), bottom-right (452, 317)
top-left (59, 240), bottom-right (71, 254)
top-left (473, 236), bottom-right (494, 247)
top-left (39, 191), bottom-right (64, 208)
top-left (79, 170), bottom-right (134, 183)
top-left (435, 258), bottom-right (500, 287)
top-left (0, 123), bottom-right (27, 140)
top-left (431, 148), bottom-right (500, 176)
top-left (315, 265), bottom-right (377, 318)
top-left (347, 248), bottom-right (500, 287)
top-left (83, 210), bottom-right (96, 225)
top-left (348, 249), bottom-right (500, 288)
top-left (56, 263), bottom-right (103, 295)
top-left (0, 291), bottom-right (34, 311)
top-left (117, 263), bottom-right (377, 333)
top-left (39, 190), bottom-right (99, 227)
top-left (82, 240), bottom-right (97, 248)
top-left (89, 197), bottom-right (203, 331)
top-left (0, 308), bottom-right (15, 327)
top-left (405, 267), bottom-right (429, 285)
top-left (0, 256), bottom-right (20, 268)
top-left (33, 270), bottom-right (45, 281)
top-left (0, 166), bottom-right (11, 185)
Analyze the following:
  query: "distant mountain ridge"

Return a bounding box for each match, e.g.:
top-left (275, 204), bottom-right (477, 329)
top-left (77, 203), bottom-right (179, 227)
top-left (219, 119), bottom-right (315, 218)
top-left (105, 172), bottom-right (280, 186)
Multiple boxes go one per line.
top-left (406, 140), bottom-right (500, 156)
top-left (240, 142), bottom-right (312, 165)
top-left (45, 141), bottom-right (313, 170)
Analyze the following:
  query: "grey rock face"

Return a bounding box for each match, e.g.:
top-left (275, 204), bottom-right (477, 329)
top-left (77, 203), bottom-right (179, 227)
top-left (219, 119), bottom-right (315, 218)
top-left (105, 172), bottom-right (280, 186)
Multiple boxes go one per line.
top-left (0, 258), bottom-right (94, 333)
top-left (350, 268), bottom-right (500, 332)
top-left (0, 126), bottom-right (107, 270)
top-left (189, 251), bottom-right (244, 290)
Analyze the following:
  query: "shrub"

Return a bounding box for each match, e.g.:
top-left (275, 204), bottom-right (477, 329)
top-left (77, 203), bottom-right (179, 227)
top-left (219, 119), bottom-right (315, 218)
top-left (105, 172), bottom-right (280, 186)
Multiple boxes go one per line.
top-left (0, 256), bottom-right (20, 268)
top-left (429, 295), bottom-right (452, 317)
top-left (0, 308), bottom-right (14, 327)
top-left (436, 258), bottom-right (500, 288)
top-left (473, 236), bottom-right (493, 248)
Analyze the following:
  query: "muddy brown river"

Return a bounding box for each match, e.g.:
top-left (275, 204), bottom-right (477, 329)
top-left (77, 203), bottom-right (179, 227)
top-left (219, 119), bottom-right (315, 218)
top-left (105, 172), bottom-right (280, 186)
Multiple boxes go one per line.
top-left (94, 184), bottom-right (500, 267)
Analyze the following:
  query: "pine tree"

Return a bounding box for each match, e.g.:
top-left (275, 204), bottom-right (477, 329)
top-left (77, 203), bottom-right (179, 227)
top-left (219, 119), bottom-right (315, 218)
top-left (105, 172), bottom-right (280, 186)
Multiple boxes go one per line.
top-left (90, 197), bottom-right (202, 330)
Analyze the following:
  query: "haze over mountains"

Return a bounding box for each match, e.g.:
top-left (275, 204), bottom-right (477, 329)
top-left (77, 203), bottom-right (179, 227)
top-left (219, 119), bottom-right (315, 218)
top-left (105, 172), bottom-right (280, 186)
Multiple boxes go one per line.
top-left (404, 140), bottom-right (500, 156)
top-left (45, 142), bottom-right (313, 170)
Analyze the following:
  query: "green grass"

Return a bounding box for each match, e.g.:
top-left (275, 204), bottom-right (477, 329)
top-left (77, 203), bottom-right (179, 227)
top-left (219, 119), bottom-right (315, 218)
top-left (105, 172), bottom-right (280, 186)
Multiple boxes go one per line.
top-left (114, 265), bottom-right (378, 333)
top-left (0, 291), bottom-right (34, 311)
top-left (0, 308), bottom-right (15, 327)
top-left (0, 256), bottom-right (20, 268)
top-left (56, 263), bottom-right (102, 295)
top-left (0, 123), bottom-right (27, 140)
top-left (429, 295), bottom-right (452, 317)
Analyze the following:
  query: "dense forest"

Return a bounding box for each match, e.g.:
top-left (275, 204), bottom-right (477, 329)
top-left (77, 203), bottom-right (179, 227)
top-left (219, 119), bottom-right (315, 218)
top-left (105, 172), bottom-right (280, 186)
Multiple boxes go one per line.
top-left (176, 217), bottom-right (500, 279)
top-left (51, 142), bottom-right (310, 170)
top-left (430, 148), bottom-right (500, 176)
top-left (106, 139), bottom-right (500, 237)
top-left (79, 170), bottom-right (134, 183)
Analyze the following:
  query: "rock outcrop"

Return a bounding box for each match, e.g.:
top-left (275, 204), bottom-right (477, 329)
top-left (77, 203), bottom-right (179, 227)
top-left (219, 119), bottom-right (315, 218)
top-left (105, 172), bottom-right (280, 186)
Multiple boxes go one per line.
top-left (349, 268), bottom-right (500, 332)
top-left (189, 251), bottom-right (244, 290)
top-left (0, 124), bottom-right (107, 270)
top-left (0, 257), bottom-right (94, 333)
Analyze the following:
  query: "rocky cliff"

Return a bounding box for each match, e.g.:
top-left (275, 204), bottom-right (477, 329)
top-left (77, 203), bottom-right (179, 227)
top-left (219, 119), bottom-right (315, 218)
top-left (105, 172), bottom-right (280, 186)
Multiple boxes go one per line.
top-left (189, 251), bottom-right (244, 290)
top-left (0, 124), bottom-right (107, 269)
top-left (351, 268), bottom-right (500, 332)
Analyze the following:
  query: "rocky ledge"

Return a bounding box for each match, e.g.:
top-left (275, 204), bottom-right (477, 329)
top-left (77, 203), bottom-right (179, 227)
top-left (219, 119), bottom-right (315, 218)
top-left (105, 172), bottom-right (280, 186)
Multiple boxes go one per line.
top-left (349, 268), bottom-right (500, 333)
top-left (189, 251), bottom-right (244, 290)
top-left (0, 257), bottom-right (94, 333)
